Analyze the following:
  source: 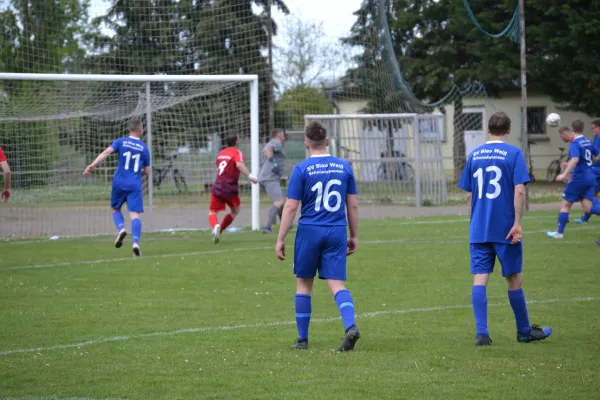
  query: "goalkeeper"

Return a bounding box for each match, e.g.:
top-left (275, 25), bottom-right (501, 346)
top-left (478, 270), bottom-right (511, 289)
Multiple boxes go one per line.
top-left (258, 129), bottom-right (287, 234)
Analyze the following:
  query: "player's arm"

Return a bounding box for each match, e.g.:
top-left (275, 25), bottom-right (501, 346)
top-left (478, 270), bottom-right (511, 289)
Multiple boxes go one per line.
top-left (83, 146), bottom-right (115, 175)
top-left (263, 144), bottom-right (280, 173)
top-left (236, 161), bottom-right (257, 184)
top-left (466, 192), bottom-right (472, 214)
top-left (142, 166), bottom-right (151, 176)
top-left (506, 183), bottom-right (526, 244)
top-left (346, 194), bottom-right (359, 255)
top-left (0, 160), bottom-right (11, 201)
top-left (277, 198), bottom-right (299, 243)
top-left (557, 157), bottom-right (578, 180)
top-left (276, 166), bottom-right (302, 260)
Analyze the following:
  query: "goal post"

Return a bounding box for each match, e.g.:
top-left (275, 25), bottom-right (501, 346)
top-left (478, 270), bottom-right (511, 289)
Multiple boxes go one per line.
top-left (0, 73), bottom-right (261, 238)
top-left (304, 113), bottom-right (448, 206)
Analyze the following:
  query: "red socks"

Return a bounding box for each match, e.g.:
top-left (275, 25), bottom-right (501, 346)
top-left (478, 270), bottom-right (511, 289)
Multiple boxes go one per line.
top-left (221, 214), bottom-right (234, 230)
top-left (209, 214), bottom-right (219, 228)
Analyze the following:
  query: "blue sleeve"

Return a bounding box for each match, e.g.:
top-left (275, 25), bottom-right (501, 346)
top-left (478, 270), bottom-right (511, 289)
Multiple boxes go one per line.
top-left (569, 142), bottom-right (581, 159)
top-left (111, 138), bottom-right (121, 152)
top-left (458, 157), bottom-right (472, 192)
top-left (513, 150), bottom-right (531, 185)
top-left (347, 163), bottom-right (358, 195)
top-left (143, 147), bottom-right (151, 167)
top-left (593, 139), bottom-right (600, 156)
top-left (286, 166), bottom-right (303, 200)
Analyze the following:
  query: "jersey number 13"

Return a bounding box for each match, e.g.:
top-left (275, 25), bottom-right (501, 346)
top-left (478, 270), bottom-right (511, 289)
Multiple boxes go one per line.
top-left (473, 166), bottom-right (502, 200)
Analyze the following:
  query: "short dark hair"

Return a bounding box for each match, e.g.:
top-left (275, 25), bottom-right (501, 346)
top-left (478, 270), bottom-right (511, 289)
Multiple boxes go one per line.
top-left (591, 119), bottom-right (600, 127)
top-left (572, 120), bottom-right (584, 133)
top-left (488, 112), bottom-right (511, 135)
top-left (225, 134), bottom-right (238, 148)
top-left (305, 121), bottom-right (327, 145)
top-left (559, 126), bottom-right (572, 134)
top-left (271, 128), bottom-right (284, 138)
top-left (128, 119), bottom-right (143, 134)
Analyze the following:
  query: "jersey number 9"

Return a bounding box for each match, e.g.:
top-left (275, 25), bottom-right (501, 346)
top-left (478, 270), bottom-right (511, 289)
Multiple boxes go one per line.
top-left (218, 160), bottom-right (228, 175)
top-left (473, 166), bottom-right (502, 200)
top-left (584, 149), bottom-right (593, 166)
top-left (311, 179), bottom-right (342, 212)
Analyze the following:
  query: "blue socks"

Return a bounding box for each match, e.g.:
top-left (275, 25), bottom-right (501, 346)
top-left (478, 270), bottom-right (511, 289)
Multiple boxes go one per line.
top-left (132, 218), bottom-right (142, 244)
top-left (471, 285), bottom-right (488, 336)
top-left (295, 294), bottom-right (311, 341)
top-left (112, 210), bottom-right (125, 231)
top-left (334, 289), bottom-right (356, 332)
top-left (557, 212), bottom-right (569, 233)
top-left (581, 213), bottom-right (591, 222)
top-left (508, 288), bottom-right (531, 334)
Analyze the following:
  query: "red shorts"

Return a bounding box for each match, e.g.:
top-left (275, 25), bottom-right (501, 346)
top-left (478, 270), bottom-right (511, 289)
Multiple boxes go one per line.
top-left (209, 194), bottom-right (240, 212)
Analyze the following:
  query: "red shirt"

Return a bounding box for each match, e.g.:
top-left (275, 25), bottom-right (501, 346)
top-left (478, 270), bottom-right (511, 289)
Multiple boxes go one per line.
top-left (0, 147), bottom-right (6, 162)
top-left (215, 147), bottom-right (244, 183)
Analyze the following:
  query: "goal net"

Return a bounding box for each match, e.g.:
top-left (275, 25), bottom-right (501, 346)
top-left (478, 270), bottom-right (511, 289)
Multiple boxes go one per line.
top-left (305, 113), bottom-right (448, 205)
top-left (0, 73), bottom-right (259, 239)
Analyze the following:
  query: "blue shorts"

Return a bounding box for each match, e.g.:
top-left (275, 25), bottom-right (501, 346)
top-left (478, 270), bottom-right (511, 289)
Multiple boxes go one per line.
top-left (470, 242), bottom-right (522, 277)
top-left (594, 168), bottom-right (600, 194)
top-left (563, 179), bottom-right (596, 203)
top-left (110, 186), bottom-right (144, 213)
top-left (293, 224), bottom-right (347, 280)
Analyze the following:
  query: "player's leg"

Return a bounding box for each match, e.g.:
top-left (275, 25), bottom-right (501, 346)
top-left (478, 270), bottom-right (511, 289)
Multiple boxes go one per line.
top-left (208, 194), bottom-right (226, 244)
top-left (292, 277), bottom-right (314, 350)
top-left (110, 187), bottom-right (128, 249)
top-left (220, 195), bottom-right (241, 232)
top-left (290, 225), bottom-right (320, 349)
top-left (470, 243), bottom-right (495, 345)
top-left (576, 178), bottom-right (600, 223)
top-left (496, 243), bottom-right (552, 342)
top-left (547, 198), bottom-right (574, 239)
top-left (126, 190), bottom-right (144, 257)
top-left (320, 226), bottom-right (360, 351)
top-left (262, 181), bottom-right (284, 234)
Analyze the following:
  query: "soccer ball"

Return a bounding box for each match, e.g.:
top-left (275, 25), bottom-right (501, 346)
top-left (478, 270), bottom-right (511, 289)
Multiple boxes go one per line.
top-left (546, 113), bottom-right (561, 127)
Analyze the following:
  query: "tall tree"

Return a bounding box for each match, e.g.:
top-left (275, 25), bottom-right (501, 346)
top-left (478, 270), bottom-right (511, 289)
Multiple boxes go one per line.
top-left (274, 15), bottom-right (346, 93)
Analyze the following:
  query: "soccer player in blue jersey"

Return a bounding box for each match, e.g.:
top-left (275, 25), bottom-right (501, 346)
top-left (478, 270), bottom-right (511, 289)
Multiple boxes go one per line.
top-left (83, 119), bottom-right (151, 256)
top-left (575, 119), bottom-right (600, 224)
top-left (459, 112), bottom-right (552, 346)
top-left (546, 121), bottom-right (600, 239)
top-left (276, 121), bottom-right (360, 352)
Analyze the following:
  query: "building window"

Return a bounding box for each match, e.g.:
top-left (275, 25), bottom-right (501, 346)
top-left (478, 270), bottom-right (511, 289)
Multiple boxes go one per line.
top-left (527, 107), bottom-right (546, 135)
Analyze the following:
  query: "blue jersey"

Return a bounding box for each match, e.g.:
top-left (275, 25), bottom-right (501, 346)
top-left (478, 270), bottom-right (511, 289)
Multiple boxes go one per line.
top-left (458, 141), bottom-right (530, 244)
top-left (286, 155), bottom-right (357, 226)
top-left (111, 136), bottom-right (151, 190)
top-left (569, 136), bottom-right (598, 181)
top-left (593, 134), bottom-right (600, 170)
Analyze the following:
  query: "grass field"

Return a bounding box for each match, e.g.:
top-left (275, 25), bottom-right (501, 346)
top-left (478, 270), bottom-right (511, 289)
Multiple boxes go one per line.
top-left (1, 212), bottom-right (600, 400)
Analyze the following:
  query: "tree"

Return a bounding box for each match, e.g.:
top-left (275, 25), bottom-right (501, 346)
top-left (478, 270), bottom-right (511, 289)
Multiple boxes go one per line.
top-left (84, 0), bottom-right (289, 154)
top-left (275, 86), bottom-right (333, 129)
top-left (0, 0), bottom-right (91, 188)
top-left (274, 15), bottom-right (346, 93)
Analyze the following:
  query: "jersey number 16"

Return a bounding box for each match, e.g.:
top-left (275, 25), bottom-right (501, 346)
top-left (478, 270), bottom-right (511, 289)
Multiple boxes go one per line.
top-left (311, 180), bottom-right (342, 212)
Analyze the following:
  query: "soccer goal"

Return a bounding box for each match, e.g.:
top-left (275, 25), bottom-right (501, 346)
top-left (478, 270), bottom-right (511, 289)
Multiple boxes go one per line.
top-left (0, 73), bottom-right (260, 238)
top-left (304, 113), bottom-right (448, 206)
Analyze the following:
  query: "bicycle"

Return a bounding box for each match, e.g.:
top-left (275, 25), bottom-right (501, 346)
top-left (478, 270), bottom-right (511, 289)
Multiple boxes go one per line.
top-left (152, 154), bottom-right (188, 193)
top-left (377, 151), bottom-right (415, 182)
top-left (546, 147), bottom-right (569, 183)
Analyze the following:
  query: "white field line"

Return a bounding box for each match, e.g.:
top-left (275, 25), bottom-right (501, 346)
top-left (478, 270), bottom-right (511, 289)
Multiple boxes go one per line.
top-left (1, 215), bottom-right (561, 245)
top-left (1, 225), bottom-right (597, 272)
top-left (1, 397), bottom-right (126, 400)
top-left (1, 296), bottom-right (598, 357)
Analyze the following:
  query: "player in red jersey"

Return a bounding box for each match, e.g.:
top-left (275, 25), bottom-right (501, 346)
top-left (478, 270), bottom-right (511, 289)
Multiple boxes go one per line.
top-left (209, 134), bottom-right (257, 243)
top-left (0, 146), bottom-right (11, 201)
